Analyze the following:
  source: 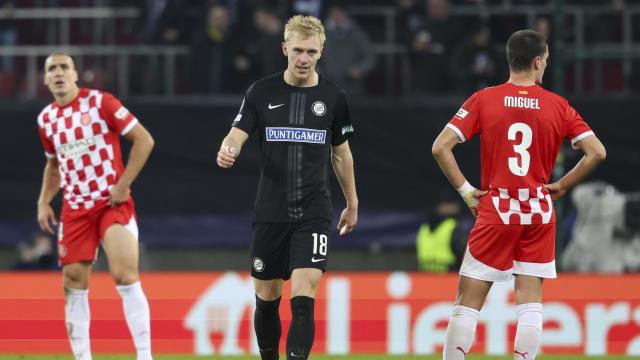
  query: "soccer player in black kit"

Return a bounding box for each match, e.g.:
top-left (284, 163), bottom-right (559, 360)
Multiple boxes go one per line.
top-left (216, 15), bottom-right (358, 360)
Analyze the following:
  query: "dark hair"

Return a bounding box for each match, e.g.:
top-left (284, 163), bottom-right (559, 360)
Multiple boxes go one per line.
top-left (506, 30), bottom-right (547, 72)
top-left (45, 51), bottom-right (76, 70)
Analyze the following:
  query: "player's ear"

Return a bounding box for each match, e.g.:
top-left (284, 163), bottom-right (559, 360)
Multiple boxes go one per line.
top-left (73, 69), bottom-right (78, 83)
top-left (534, 56), bottom-right (542, 70)
top-left (281, 42), bottom-right (288, 56)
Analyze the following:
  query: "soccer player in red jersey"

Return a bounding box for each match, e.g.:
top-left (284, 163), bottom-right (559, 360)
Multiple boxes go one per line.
top-left (36, 52), bottom-right (155, 360)
top-left (432, 30), bottom-right (606, 360)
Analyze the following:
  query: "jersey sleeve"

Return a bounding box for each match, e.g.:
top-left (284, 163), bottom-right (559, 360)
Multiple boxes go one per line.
top-left (100, 92), bottom-right (139, 135)
top-left (232, 84), bottom-right (259, 135)
top-left (37, 115), bottom-right (55, 159)
top-left (446, 91), bottom-right (481, 142)
top-left (331, 90), bottom-right (354, 146)
top-left (563, 102), bottom-right (593, 149)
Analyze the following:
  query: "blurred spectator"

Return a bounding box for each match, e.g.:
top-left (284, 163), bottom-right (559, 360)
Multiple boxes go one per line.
top-left (395, 0), bottom-right (424, 44)
top-left (13, 232), bottom-right (56, 271)
top-left (416, 198), bottom-right (471, 272)
top-left (487, 0), bottom-right (527, 44)
top-left (409, 0), bottom-right (466, 93)
top-left (534, 16), bottom-right (555, 90)
top-left (290, 0), bottom-right (323, 18)
top-left (585, 0), bottom-right (624, 44)
top-left (0, 0), bottom-right (16, 71)
top-left (189, 3), bottom-right (247, 93)
top-left (583, 0), bottom-right (626, 92)
top-left (139, 0), bottom-right (193, 45)
top-left (535, 16), bottom-right (551, 41)
top-left (246, 7), bottom-right (286, 78)
top-left (321, 4), bottom-right (375, 96)
top-left (450, 24), bottom-right (502, 93)
top-left (561, 182), bottom-right (640, 273)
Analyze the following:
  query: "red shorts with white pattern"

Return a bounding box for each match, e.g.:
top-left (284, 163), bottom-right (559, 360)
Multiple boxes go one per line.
top-left (459, 222), bottom-right (557, 282)
top-left (57, 198), bottom-right (138, 266)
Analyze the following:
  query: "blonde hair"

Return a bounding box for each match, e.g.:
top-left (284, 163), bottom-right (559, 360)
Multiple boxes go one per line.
top-left (284, 15), bottom-right (325, 45)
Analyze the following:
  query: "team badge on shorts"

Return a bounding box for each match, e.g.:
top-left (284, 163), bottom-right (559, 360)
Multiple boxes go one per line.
top-left (312, 101), bottom-right (326, 116)
top-left (58, 243), bottom-right (67, 258)
top-left (252, 257), bottom-right (265, 272)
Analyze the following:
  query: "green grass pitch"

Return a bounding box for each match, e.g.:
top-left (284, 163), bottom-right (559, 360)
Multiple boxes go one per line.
top-left (0, 356), bottom-right (637, 360)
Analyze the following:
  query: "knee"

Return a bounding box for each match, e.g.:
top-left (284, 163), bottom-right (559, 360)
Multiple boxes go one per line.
top-left (111, 269), bottom-right (138, 286)
top-left (290, 282), bottom-right (317, 298)
top-left (62, 264), bottom-right (90, 289)
top-left (256, 287), bottom-right (282, 301)
top-left (290, 274), bottom-right (321, 298)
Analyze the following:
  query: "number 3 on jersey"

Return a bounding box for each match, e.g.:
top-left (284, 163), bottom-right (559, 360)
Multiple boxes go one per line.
top-left (508, 122), bottom-right (532, 176)
top-left (312, 233), bottom-right (327, 256)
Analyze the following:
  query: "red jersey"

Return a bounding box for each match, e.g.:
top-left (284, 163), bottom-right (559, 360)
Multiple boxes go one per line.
top-left (447, 83), bottom-right (593, 225)
top-left (37, 88), bottom-right (138, 220)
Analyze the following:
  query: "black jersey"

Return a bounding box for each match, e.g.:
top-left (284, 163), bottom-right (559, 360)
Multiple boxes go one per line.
top-left (232, 72), bottom-right (354, 222)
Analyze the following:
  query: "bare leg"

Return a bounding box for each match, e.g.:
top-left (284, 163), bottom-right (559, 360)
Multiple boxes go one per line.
top-left (443, 275), bottom-right (493, 360)
top-left (103, 224), bottom-right (152, 360)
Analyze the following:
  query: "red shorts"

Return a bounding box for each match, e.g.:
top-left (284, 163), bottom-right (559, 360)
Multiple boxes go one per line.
top-left (459, 222), bottom-right (557, 282)
top-left (57, 198), bottom-right (138, 266)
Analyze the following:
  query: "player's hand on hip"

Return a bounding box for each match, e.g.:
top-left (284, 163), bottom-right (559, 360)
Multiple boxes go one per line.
top-left (217, 147), bottom-right (237, 168)
top-left (37, 203), bottom-right (57, 234)
top-left (544, 182), bottom-right (566, 201)
top-left (458, 183), bottom-right (487, 218)
top-left (337, 207), bottom-right (358, 235)
top-left (108, 183), bottom-right (130, 207)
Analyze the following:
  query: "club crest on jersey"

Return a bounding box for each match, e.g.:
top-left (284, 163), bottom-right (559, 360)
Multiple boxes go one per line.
top-left (266, 127), bottom-right (327, 144)
top-left (80, 113), bottom-right (91, 126)
top-left (312, 101), bottom-right (326, 116)
top-left (115, 106), bottom-right (129, 120)
top-left (252, 257), bottom-right (265, 272)
top-left (455, 108), bottom-right (469, 119)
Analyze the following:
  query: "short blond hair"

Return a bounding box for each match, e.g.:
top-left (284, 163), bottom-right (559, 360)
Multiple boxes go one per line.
top-left (284, 15), bottom-right (325, 45)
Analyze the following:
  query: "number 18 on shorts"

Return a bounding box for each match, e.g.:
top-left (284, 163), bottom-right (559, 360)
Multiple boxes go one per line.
top-left (251, 219), bottom-right (331, 280)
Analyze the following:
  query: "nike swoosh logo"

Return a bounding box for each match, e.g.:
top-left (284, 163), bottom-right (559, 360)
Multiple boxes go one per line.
top-left (311, 257), bottom-right (325, 263)
top-left (268, 103), bottom-right (284, 109)
top-left (290, 352), bottom-right (305, 358)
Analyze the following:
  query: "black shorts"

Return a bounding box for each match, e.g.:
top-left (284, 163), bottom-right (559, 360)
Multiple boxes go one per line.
top-left (250, 218), bottom-right (331, 280)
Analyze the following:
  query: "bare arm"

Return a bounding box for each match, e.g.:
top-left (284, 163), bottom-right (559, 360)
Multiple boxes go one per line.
top-left (109, 123), bottom-right (155, 206)
top-left (37, 157), bottom-right (61, 234)
top-left (432, 127), bottom-right (486, 217)
top-left (545, 135), bottom-right (606, 199)
top-left (217, 127), bottom-right (250, 168)
top-left (331, 141), bottom-right (358, 235)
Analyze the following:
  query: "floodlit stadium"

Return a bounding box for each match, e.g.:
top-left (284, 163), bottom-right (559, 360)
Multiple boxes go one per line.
top-left (1, 1), bottom-right (639, 359)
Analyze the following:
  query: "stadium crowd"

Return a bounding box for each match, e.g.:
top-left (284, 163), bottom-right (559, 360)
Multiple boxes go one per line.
top-left (2, 0), bottom-right (640, 96)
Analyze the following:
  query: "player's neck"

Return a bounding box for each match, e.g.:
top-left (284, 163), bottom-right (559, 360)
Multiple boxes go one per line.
top-left (54, 86), bottom-right (80, 107)
top-left (283, 70), bottom-right (318, 87)
top-left (508, 72), bottom-right (537, 87)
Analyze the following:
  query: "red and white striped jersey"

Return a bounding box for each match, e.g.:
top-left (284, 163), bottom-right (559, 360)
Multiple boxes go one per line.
top-left (447, 83), bottom-right (593, 225)
top-left (37, 88), bottom-right (138, 219)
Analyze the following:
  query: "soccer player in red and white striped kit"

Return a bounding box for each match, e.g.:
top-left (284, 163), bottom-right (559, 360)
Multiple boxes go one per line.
top-left (433, 30), bottom-right (606, 360)
top-left (36, 52), bottom-right (155, 360)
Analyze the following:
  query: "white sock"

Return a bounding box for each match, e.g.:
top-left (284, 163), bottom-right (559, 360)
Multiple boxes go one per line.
top-left (443, 305), bottom-right (479, 360)
top-left (117, 282), bottom-right (152, 360)
top-left (65, 288), bottom-right (92, 360)
top-left (514, 303), bottom-right (543, 360)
